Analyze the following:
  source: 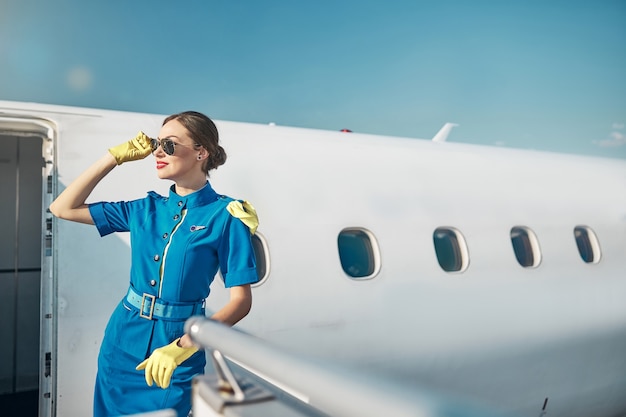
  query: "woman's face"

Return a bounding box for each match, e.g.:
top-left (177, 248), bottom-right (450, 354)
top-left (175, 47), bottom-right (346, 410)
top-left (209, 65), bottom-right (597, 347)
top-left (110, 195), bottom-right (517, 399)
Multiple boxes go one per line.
top-left (153, 119), bottom-right (203, 182)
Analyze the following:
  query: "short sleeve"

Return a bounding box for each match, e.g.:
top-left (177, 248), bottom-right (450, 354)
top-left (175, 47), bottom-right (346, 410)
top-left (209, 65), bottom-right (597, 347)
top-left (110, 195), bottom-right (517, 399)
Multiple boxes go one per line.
top-left (88, 201), bottom-right (132, 237)
top-left (218, 211), bottom-right (259, 288)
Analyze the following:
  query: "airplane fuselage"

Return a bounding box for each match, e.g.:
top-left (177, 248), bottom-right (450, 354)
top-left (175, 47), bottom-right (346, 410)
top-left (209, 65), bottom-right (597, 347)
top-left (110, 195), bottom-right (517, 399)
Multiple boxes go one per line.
top-left (1, 101), bottom-right (625, 416)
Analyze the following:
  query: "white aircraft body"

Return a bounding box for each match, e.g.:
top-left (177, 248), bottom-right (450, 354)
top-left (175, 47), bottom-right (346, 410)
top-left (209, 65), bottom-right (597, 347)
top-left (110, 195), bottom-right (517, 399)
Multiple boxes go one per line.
top-left (0, 100), bottom-right (625, 417)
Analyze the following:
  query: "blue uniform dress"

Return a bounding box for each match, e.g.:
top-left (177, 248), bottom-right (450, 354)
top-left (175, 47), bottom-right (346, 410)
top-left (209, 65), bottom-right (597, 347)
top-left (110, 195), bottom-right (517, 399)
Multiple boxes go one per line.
top-left (88, 182), bottom-right (258, 417)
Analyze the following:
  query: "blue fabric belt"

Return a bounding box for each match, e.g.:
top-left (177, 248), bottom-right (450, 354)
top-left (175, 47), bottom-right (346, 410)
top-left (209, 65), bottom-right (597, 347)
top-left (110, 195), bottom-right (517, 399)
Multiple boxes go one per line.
top-left (125, 287), bottom-right (204, 321)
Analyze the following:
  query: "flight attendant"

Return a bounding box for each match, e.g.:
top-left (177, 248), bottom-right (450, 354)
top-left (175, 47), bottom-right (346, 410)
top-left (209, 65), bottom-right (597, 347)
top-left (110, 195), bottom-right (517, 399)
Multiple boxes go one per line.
top-left (49, 111), bottom-right (259, 417)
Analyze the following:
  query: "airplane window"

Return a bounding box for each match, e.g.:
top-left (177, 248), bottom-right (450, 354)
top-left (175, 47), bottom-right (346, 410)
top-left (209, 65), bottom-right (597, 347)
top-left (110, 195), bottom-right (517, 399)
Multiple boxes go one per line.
top-left (574, 226), bottom-right (601, 264)
top-left (510, 226), bottom-right (541, 268)
top-left (251, 233), bottom-right (270, 286)
top-left (337, 228), bottom-right (380, 279)
top-left (433, 227), bottom-right (469, 273)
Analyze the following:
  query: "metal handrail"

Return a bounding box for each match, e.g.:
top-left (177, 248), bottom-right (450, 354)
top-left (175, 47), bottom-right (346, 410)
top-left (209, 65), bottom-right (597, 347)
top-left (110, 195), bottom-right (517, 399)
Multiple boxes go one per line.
top-left (185, 317), bottom-right (499, 417)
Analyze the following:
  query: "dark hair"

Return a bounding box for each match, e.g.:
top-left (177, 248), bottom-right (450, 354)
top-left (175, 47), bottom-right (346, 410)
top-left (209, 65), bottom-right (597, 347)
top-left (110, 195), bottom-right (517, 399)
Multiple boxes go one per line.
top-left (163, 111), bottom-right (227, 175)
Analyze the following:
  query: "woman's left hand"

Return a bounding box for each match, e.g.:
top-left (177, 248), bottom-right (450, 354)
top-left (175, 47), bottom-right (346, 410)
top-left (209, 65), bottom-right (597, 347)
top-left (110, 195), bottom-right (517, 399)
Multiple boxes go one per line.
top-left (135, 338), bottom-right (198, 388)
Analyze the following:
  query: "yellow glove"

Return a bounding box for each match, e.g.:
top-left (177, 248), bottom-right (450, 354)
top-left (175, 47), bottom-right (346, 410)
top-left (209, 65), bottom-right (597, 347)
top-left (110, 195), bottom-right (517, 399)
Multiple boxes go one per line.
top-left (108, 131), bottom-right (152, 165)
top-left (135, 338), bottom-right (198, 389)
top-left (226, 200), bottom-right (258, 234)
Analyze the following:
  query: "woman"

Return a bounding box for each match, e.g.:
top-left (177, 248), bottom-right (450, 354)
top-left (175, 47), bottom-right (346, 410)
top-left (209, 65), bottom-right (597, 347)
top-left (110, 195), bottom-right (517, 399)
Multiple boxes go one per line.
top-left (49, 111), bottom-right (259, 417)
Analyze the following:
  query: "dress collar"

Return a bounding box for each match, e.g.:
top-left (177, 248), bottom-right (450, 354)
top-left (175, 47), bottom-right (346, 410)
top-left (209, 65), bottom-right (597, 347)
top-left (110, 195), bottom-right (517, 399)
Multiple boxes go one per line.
top-left (166, 181), bottom-right (220, 209)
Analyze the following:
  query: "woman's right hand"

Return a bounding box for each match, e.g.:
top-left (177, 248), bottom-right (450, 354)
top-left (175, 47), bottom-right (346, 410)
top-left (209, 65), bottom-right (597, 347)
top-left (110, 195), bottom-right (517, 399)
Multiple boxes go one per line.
top-left (108, 131), bottom-right (152, 165)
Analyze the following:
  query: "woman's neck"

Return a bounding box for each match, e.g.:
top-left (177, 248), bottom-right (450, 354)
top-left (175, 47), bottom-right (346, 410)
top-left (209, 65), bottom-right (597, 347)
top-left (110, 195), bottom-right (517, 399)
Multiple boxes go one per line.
top-left (174, 178), bottom-right (207, 196)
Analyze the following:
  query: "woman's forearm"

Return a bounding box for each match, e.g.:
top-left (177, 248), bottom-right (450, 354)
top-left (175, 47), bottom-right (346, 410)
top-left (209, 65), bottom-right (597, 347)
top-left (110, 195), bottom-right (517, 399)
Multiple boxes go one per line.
top-left (210, 284), bottom-right (253, 326)
top-left (177, 285), bottom-right (252, 349)
top-left (49, 152), bottom-right (117, 224)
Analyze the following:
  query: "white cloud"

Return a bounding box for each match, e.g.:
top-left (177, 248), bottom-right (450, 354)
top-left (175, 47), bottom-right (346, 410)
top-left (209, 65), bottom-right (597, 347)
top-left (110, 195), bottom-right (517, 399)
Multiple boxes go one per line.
top-left (594, 130), bottom-right (626, 148)
top-left (66, 66), bottom-right (93, 92)
top-left (592, 123), bottom-right (626, 148)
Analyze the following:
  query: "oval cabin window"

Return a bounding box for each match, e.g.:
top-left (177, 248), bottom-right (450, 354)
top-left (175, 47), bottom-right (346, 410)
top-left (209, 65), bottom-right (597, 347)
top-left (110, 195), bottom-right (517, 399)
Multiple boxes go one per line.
top-left (433, 227), bottom-right (469, 273)
top-left (574, 225), bottom-right (601, 264)
top-left (337, 228), bottom-right (380, 279)
top-left (251, 233), bottom-right (270, 286)
top-left (510, 226), bottom-right (541, 268)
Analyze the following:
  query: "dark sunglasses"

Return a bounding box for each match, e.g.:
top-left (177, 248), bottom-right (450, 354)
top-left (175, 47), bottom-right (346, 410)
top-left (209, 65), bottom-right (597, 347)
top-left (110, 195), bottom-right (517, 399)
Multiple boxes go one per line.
top-left (150, 138), bottom-right (198, 156)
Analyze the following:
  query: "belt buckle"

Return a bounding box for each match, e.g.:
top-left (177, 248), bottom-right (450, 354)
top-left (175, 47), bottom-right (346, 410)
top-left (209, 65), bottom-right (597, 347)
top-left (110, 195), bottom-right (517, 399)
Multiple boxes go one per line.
top-left (140, 293), bottom-right (156, 320)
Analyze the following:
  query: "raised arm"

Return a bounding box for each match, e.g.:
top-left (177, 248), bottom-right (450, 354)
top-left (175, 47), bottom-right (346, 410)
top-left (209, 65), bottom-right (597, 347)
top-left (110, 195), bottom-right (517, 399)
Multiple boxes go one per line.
top-left (49, 132), bottom-right (152, 224)
top-left (49, 152), bottom-right (117, 224)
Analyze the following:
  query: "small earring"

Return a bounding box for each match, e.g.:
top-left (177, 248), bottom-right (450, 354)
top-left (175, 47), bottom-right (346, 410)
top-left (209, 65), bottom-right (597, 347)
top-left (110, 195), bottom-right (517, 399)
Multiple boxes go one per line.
top-left (197, 155), bottom-right (202, 160)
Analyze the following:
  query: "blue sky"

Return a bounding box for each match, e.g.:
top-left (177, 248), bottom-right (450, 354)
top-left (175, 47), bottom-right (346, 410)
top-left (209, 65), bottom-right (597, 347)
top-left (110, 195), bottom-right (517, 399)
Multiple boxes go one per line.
top-left (1, 0), bottom-right (625, 158)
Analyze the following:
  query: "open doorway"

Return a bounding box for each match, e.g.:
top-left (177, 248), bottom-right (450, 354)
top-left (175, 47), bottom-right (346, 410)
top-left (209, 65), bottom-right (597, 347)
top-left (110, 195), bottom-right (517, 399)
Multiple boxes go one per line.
top-left (0, 131), bottom-right (45, 416)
